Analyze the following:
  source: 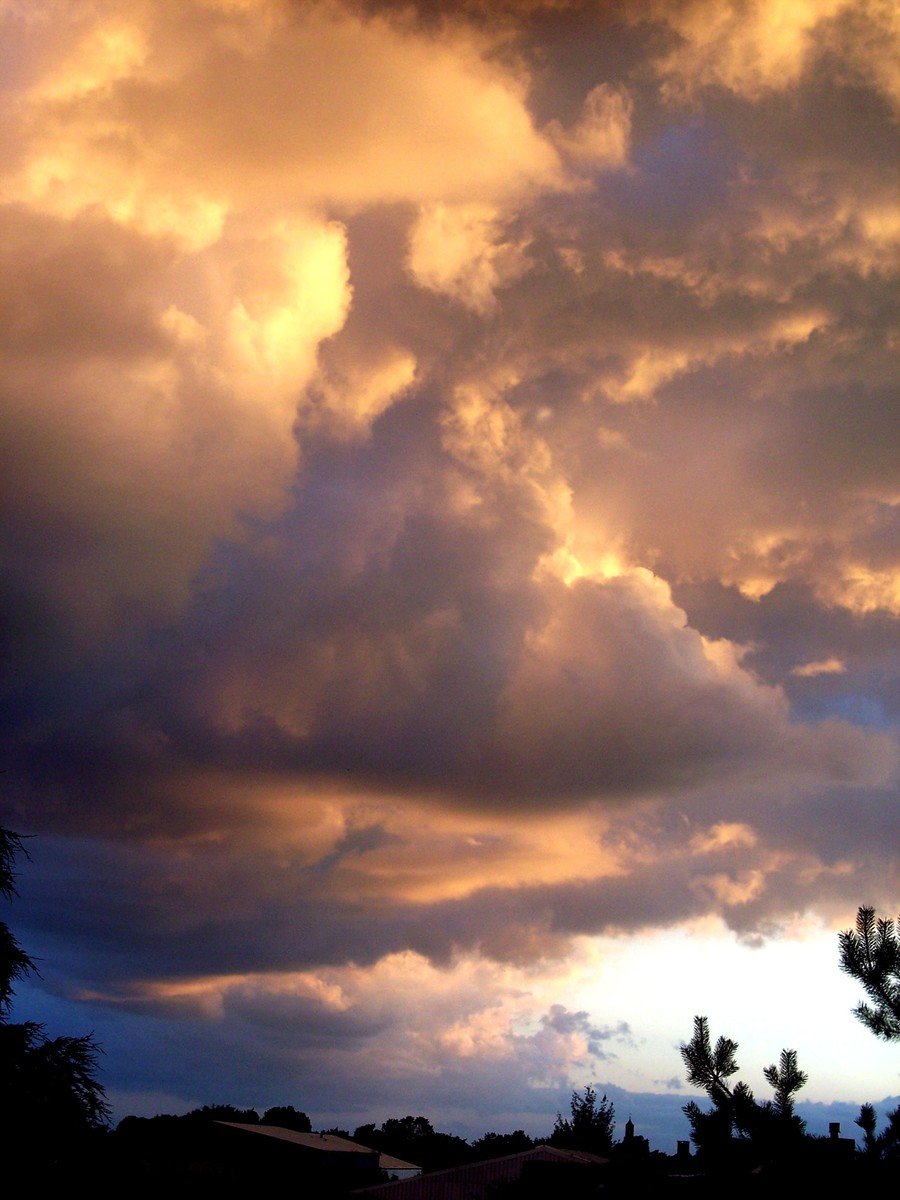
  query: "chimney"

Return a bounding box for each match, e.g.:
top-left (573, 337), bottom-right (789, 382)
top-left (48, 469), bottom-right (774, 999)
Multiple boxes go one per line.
top-left (829, 1123), bottom-right (840, 1140)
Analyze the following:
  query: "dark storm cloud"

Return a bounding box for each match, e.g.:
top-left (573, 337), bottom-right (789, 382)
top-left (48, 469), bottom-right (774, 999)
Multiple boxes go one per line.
top-left (7, 390), bottom-right (884, 835)
top-left (669, 579), bottom-right (900, 721)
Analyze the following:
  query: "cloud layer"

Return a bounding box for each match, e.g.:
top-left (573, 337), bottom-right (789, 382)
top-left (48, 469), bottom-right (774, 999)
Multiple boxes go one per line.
top-left (1, 0), bottom-right (897, 1133)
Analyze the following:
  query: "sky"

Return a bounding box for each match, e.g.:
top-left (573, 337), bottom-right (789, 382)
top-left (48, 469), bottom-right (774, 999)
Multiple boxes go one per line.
top-left (0, 0), bottom-right (898, 1155)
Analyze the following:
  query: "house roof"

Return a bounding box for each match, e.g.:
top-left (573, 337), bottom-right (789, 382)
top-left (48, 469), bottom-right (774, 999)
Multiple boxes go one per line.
top-left (215, 1123), bottom-right (420, 1172)
top-left (353, 1143), bottom-right (610, 1200)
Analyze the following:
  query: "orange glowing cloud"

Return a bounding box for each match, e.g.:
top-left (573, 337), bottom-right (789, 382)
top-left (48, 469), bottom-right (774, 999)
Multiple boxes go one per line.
top-left (643, 0), bottom-right (896, 105)
top-left (407, 203), bottom-right (533, 313)
top-left (0, 0), bottom-right (577, 636)
top-left (5, 0), bottom-right (561, 230)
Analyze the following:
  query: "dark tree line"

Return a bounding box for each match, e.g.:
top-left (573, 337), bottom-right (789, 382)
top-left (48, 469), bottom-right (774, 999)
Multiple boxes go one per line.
top-left (337, 1091), bottom-right (614, 1171)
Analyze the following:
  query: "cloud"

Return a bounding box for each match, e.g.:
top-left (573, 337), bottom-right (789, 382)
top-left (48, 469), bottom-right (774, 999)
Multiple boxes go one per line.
top-left (791, 658), bottom-right (846, 678)
top-left (0, 203), bottom-right (350, 639)
top-left (407, 203), bottom-right (532, 313)
top-left (547, 82), bottom-right (633, 169)
top-left (0, 0), bottom-right (896, 1137)
top-left (642, 0), bottom-right (898, 107)
top-left (0, 0), bottom-right (578, 646)
top-left (3, 0), bottom-right (560, 227)
top-left (70, 947), bottom-right (638, 1114)
top-left (539, 1005), bottom-right (634, 1059)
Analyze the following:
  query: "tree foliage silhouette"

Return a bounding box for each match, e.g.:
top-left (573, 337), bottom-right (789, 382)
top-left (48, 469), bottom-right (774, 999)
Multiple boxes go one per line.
top-left (0, 827), bottom-right (35, 1015)
top-left (184, 1102), bottom-right (261, 1124)
top-left (763, 1048), bottom-right (808, 1118)
top-left (354, 1114), bottom-right (473, 1171)
top-left (0, 826), bottom-right (110, 1148)
top-left (549, 1085), bottom-right (615, 1155)
top-left (680, 1016), bottom-right (806, 1169)
top-left (680, 1015), bottom-right (739, 1103)
top-left (856, 1102), bottom-right (900, 1163)
top-left (469, 1129), bottom-right (535, 1160)
top-left (839, 905), bottom-right (900, 1041)
top-left (261, 1103), bottom-right (312, 1131)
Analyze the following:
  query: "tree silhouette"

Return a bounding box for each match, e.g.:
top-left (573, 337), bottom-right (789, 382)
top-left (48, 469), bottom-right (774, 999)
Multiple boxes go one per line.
top-left (838, 906), bottom-right (900, 1041)
top-left (856, 1102), bottom-right (900, 1163)
top-left (354, 1114), bottom-right (473, 1171)
top-left (763, 1048), bottom-right (807, 1118)
top-left (261, 1104), bottom-right (312, 1131)
top-left (680, 1016), bottom-right (806, 1169)
top-left (549, 1085), bottom-right (615, 1155)
top-left (0, 1019), bottom-right (109, 1129)
top-left (470, 1129), bottom-right (535, 1160)
top-left (0, 826), bottom-right (110, 1164)
top-left (0, 827), bottom-right (35, 1016)
top-left (680, 1015), bottom-right (739, 1103)
top-left (183, 1102), bottom-right (261, 1124)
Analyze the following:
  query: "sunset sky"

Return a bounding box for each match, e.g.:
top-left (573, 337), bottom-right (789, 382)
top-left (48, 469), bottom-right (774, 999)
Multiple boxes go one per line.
top-left (1, 0), bottom-right (897, 1151)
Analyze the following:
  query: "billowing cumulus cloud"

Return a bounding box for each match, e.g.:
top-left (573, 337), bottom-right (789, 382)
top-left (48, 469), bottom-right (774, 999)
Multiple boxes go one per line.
top-left (0, 203), bottom-right (350, 634)
top-left (1, 0), bottom-right (896, 1138)
top-left (0, 0), bottom-right (565, 637)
